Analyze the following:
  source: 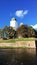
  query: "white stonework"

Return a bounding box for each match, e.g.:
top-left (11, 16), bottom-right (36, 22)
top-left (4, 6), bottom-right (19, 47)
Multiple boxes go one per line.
top-left (10, 18), bottom-right (17, 30)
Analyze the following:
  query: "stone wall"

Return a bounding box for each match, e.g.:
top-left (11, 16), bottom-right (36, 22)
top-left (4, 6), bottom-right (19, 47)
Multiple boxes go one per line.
top-left (0, 41), bottom-right (36, 48)
top-left (15, 41), bottom-right (36, 48)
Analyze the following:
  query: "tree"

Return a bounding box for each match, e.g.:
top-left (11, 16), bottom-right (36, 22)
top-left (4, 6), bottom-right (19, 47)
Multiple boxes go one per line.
top-left (17, 24), bottom-right (28, 38)
top-left (17, 24), bottom-right (35, 38)
top-left (2, 26), bottom-right (15, 39)
top-left (28, 26), bottom-right (35, 37)
top-left (2, 26), bottom-right (9, 39)
top-left (0, 29), bottom-right (2, 38)
top-left (34, 30), bottom-right (37, 38)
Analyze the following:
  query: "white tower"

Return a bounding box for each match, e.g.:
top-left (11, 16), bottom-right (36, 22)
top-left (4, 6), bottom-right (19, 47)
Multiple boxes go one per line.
top-left (10, 18), bottom-right (18, 30)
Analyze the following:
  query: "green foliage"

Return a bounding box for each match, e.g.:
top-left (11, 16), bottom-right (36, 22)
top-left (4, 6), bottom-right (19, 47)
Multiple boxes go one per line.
top-left (2, 26), bottom-right (16, 39)
top-left (17, 24), bottom-right (35, 38)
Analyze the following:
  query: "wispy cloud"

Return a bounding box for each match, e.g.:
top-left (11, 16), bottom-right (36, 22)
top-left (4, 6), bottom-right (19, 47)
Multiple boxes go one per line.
top-left (31, 24), bottom-right (37, 29)
top-left (15, 10), bottom-right (28, 18)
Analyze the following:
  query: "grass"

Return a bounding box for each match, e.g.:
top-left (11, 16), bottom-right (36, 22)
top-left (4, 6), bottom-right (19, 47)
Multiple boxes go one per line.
top-left (15, 38), bottom-right (37, 41)
top-left (0, 38), bottom-right (37, 43)
top-left (0, 46), bottom-right (15, 49)
top-left (0, 39), bottom-right (16, 43)
top-left (0, 46), bottom-right (26, 49)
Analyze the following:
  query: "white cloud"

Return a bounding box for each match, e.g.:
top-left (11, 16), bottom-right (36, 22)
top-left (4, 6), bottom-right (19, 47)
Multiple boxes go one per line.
top-left (15, 10), bottom-right (28, 17)
top-left (31, 24), bottom-right (37, 29)
top-left (20, 22), bottom-right (24, 26)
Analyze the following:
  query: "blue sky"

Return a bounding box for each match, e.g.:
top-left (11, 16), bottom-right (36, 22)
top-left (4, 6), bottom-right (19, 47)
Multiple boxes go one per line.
top-left (0, 0), bottom-right (37, 29)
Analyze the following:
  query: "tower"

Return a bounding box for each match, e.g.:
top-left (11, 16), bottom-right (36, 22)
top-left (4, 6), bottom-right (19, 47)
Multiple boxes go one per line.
top-left (10, 18), bottom-right (18, 30)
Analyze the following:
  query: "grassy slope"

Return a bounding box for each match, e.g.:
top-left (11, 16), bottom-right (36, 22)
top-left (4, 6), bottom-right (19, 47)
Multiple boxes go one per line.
top-left (0, 38), bottom-right (37, 43)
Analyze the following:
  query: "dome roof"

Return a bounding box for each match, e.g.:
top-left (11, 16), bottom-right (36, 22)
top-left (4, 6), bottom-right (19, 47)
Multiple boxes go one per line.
top-left (11, 18), bottom-right (17, 21)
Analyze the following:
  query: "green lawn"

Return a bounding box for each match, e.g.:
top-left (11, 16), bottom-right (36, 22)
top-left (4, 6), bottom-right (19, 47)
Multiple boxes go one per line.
top-left (0, 39), bottom-right (16, 43)
top-left (0, 38), bottom-right (37, 43)
top-left (0, 46), bottom-right (26, 49)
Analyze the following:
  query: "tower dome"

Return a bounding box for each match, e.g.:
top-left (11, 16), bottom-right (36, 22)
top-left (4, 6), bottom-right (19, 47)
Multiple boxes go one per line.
top-left (12, 18), bottom-right (17, 21)
top-left (10, 18), bottom-right (17, 30)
